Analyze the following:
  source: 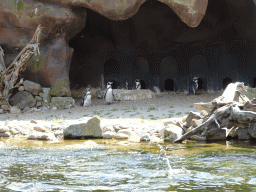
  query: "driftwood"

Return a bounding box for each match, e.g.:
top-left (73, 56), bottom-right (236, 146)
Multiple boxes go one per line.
top-left (0, 25), bottom-right (42, 102)
top-left (174, 82), bottom-right (255, 143)
top-left (0, 46), bottom-right (6, 73)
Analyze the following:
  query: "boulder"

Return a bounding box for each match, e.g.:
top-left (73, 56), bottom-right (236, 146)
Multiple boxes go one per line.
top-left (205, 129), bottom-right (227, 140)
top-left (64, 116), bottom-right (102, 139)
top-left (9, 91), bottom-right (36, 110)
top-left (248, 123), bottom-right (256, 138)
top-left (191, 119), bottom-right (203, 128)
top-left (50, 78), bottom-right (71, 97)
top-left (23, 80), bottom-right (42, 96)
top-left (238, 128), bottom-right (253, 140)
top-left (51, 97), bottom-right (75, 109)
top-left (186, 111), bottom-right (201, 127)
top-left (0, 109), bottom-right (4, 114)
top-left (27, 132), bottom-right (56, 141)
top-left (103, 131), bottom-right (116, 139)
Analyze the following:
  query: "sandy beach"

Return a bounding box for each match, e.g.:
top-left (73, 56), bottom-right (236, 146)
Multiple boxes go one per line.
top-left (0, 91), bottom-right (222, 123)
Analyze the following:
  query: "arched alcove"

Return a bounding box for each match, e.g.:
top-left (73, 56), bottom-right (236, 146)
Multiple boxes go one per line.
top-left (160, 57), bottom-right (177, 91)
top-left (198, 78), bottom-right (204, 90)
top-left (164, 79), bottom-right (174, 91)
top-left (253, 77), bottom-right (256, 88)
top-left (223, 77), bottom-right (232, 89)
top-left (140, 80), bottom-right (146, 89)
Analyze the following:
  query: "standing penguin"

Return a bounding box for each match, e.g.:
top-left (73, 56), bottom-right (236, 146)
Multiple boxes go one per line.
top-left (135, 79), bottom-right (141, 90)
top-left (80, 88), bottom-right (91, 107)
top-left (192, 77), bottom-right (199, 95)
top-left (105, 82), bottom-right (114, 105)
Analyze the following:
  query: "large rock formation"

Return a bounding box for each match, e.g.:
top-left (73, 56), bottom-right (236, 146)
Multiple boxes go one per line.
top-left (1, 0), bottom-right (256, 91)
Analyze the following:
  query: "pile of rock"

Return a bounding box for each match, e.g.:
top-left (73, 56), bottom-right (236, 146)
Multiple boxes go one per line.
top-left (0, 78), bottom-right (75, 114)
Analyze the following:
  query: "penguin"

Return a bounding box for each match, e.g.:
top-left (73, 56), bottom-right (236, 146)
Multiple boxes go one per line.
top-left (135, 79), bottom-right (141, 90)
top-left (105, 82), bottom-right (114, 105)
top-left (191, 77), bottom-right (199, 95)
top-left (80, 88), bottom-right (91, 107)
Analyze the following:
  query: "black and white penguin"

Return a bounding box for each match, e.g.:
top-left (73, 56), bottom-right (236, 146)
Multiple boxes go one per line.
top-left (135, 79), bottom-right (141, 90)
top-left (80, 88), bottom-right (91, 107)
top-left (105, 82), bottom-right (113, 105)
top-left (191, 77), bottom-right (199, 95)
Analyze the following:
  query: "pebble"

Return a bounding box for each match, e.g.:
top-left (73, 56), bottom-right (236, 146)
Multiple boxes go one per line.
top-left (103, 131), bottom-right (116, 139)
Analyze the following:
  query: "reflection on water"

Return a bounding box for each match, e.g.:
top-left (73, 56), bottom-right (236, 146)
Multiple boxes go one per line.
top-left (0, 139), bottom-right (256, 191)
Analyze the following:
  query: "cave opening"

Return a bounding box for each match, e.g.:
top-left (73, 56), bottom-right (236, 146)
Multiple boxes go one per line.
top-left (223, 77), bottom-right (232, 90)
top-left (164, 79), bottom-right (174, 91)
top-left (68, 0), bottom-right (249, 92)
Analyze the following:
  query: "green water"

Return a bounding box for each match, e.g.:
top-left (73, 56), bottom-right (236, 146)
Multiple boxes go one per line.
top-left (0, 138), bottom-right (256, 191)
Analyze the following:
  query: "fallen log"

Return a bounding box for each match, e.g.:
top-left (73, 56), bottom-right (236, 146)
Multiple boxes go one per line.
top-left (174, 103), bottom-right (256, 143)
top-left (0, 25), bottom-right (42, 102)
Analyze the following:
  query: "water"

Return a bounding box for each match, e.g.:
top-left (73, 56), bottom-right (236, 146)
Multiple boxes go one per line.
top-left (0, 139), bottom-right (256, 191)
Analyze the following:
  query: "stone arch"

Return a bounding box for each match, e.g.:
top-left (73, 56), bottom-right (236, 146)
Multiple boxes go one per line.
top-left (160, 57), bottom-right (177, 91)
top-left (104, 58), bottom-right (121, 88)
top-left (223, 77), bottom-right (232, 90)
top-left (164, 79), bottom-right (174, 91)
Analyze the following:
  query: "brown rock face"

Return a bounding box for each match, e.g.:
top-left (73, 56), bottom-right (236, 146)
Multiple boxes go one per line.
top-left (1, 0), bottom-right (256, 92)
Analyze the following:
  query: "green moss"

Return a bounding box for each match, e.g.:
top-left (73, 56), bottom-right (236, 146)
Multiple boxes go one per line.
top-left (27, 53), bottom-right (48, 71)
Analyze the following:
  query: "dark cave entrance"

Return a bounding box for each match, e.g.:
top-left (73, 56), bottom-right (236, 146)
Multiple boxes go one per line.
top-left (223, 77), bottom-right (232, 90)
top-left (68, 0), bottom-right (251, 92)
top-left (253, 77), bottom-right (256, 88)
top-left (164, 79), bottom-right (174, 91)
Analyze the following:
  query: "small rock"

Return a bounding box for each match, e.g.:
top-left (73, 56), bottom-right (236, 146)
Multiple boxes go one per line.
top-left (163, 118), bottom-right (182, 126)
top-left (115, 133), bottom-right (129, 139)
top-left (103, 131), bottom-right (116, 139)
top-left (10, 106), bottom-right (21, 114)
top-left (18, 86), bottom-right (25, 92)
top-left (35, 96), bottom-right (43, 101)
top-left (0, 99), bottom-right (7, 106)
top-left (0, 126), bottom-right (9, 133)
top-left (36, 101), bottom-right (42, 107)
top-left (102, 125), bottom-right (115, 133)
top-left (41, 107), bottom-right (49, 112)
top-left (27, 132), bottom-right (56, 140)
top-left (39, 92), bottom-right (44, 97)
top-left (1, 105), bottom-right (9, 111)
top-left (30, 120), bottom-right (38, 124)
top-left (22, 107), bottom-right (31, 113)
top-left (0, 109), bottom-right (4, 114)
top-left (200, 110), bottom-right (209, 118)
top-left (33, 125), bottom-right (46, 132)
top-left (113, 125), bottom-right (122, 131)
top-left (140, 134), bottom-right (151, 142)
top-left (191, 119), bottom-right (203, 128)
top-left (52, 107), bottom-right (57, 111)
top-left (190, 135), bottom-right (207, 141)
top-left (0, 132), bottom-right (11, 137)
top-left (31, 108), bottom-right (41, 112)
top-left (186, 111), bottom-right (201, 127)
top-left (23, 80), bottom-right (42, 96)
top-left (54, 130), bottom-right (63, 137)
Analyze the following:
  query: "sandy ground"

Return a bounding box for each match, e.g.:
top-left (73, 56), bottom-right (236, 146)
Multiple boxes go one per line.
top-left (0, 91), bottom-right (222, 123)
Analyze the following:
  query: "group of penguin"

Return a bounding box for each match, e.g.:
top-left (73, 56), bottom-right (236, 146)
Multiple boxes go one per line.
top-left (80, 79), bottom-right (141, 107)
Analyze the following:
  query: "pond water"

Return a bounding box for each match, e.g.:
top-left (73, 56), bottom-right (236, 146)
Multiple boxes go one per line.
top-left (0, 138), bottom-right (256, 191)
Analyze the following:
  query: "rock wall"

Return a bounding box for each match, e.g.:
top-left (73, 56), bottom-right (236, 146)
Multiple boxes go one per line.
top-left (1, 0), bottom-right (256, 91)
